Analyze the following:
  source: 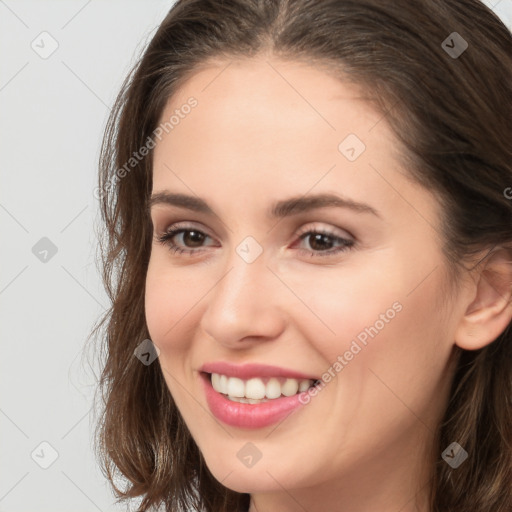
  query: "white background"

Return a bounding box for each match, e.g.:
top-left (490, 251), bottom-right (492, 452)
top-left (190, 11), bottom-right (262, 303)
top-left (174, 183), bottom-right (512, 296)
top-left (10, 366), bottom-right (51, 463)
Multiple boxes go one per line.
top-left (1, 1), bottom-right (511, 511)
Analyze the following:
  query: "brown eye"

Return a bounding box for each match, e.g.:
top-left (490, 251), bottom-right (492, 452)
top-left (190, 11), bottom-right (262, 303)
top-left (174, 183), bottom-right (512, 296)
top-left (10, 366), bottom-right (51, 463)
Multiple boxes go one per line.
top-left (156, 226), bottom-right (215, 255)
top-left (296, 229), bottom-right (355, 257)
top-left (179, 230), bottom-right (206, 247)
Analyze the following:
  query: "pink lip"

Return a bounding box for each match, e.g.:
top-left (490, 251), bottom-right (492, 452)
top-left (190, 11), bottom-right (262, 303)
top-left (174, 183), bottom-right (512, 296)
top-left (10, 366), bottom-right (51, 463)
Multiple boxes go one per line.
top-left (200, 372), bottom-right (312, 429)
top-left (199, 361), bottom-right (319, 380)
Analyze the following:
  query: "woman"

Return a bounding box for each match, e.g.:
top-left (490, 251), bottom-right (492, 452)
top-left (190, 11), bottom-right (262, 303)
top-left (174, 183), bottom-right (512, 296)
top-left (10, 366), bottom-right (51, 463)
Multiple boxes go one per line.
top-left (92, 0), bottom-right (512, 510)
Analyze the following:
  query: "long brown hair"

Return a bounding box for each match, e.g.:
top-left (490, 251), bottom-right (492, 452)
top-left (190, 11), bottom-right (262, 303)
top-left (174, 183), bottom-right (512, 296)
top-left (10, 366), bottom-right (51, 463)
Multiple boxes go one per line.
top-left (90, 1), bottom-right (512, 510)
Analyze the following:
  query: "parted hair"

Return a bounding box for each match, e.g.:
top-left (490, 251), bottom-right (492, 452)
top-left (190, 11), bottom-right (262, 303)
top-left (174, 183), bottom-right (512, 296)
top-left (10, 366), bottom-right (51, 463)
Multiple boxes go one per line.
top-left (91, 1), bottom-right (512, 510)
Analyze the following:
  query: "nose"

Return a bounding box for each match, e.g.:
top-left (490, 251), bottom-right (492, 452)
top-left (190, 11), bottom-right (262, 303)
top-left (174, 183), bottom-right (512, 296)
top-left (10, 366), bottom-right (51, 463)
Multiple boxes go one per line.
top-left (199, 247), bottom-right (287, 349)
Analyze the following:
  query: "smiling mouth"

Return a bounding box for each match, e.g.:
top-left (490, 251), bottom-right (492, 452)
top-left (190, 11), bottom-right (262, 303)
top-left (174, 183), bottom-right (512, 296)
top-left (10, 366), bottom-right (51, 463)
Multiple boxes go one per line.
top-left (205, 371), bottom-right (320, 404)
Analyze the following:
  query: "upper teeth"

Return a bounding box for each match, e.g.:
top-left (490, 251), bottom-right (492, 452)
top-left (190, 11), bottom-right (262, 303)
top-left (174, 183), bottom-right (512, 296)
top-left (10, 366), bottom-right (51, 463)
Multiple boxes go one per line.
top-left (210, 373), bottom-right (315, 400)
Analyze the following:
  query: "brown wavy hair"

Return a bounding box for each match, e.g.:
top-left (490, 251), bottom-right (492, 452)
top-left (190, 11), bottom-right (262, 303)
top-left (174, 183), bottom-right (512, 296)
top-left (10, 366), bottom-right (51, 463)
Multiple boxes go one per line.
top-left (89, 0), bottom-right (512, 510)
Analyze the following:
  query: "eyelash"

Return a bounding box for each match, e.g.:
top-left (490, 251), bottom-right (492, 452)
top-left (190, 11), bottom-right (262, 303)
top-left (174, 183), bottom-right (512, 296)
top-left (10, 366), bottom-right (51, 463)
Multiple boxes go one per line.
top-left (155, 224), bottom-right (355, 258)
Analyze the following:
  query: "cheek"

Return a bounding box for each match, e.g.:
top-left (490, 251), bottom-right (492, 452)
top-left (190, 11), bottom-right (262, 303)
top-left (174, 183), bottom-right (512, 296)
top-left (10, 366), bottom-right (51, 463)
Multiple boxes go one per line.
top-left (281, 259), bottom-right (406, 359)
top-left (342, 273), bottom-right (454, 427)
top-left (289, 255), bottom-right (452, 403)
top-left (145, 247), bottom-right (450, 377)
top-left (144, 259), bottom-right (199, 351)
top-left (144, 261), bottom-right (202, 409)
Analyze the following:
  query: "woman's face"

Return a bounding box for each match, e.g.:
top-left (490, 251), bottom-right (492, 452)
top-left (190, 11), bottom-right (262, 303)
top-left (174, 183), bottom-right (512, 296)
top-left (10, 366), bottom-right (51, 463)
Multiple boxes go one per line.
top-left (145, 58), bottom-right (464, 505)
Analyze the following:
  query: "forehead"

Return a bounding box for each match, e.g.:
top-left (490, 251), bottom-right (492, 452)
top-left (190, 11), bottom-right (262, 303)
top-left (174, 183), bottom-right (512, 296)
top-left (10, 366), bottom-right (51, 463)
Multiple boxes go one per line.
top-left (150, 57), bottom-right (439, 230)
top-left (154, 59), bottom-right (388, 172)
top-left (158, 56), bottom-right (381, 144)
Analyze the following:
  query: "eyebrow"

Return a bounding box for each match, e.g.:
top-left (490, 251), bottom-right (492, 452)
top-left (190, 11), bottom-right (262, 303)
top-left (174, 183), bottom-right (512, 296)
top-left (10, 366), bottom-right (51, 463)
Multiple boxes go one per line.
top-left (148, 191), bottom-right (381, 219)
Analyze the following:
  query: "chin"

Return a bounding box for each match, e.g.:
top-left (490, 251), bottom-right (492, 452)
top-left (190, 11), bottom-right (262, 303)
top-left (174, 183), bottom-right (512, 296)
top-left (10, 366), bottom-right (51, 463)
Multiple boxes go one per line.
top-left (202, 452), bottom-right (305, 494)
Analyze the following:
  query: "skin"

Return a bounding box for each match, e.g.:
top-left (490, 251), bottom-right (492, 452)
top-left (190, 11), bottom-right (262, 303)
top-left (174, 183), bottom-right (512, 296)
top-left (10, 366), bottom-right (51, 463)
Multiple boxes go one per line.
top-left (144, 56), bottom-right (512, 512)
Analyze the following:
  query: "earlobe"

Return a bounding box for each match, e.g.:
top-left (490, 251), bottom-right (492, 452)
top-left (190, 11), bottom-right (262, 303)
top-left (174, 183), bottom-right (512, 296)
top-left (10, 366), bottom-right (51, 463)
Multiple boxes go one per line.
top-left (455, 247), bottom-right (512, 351)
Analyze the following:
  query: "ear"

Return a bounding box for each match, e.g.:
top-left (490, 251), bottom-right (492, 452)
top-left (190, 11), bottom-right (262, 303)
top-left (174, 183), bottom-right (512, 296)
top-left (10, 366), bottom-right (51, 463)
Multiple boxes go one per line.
top-left (455, 247), bottom-right (512, 351)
